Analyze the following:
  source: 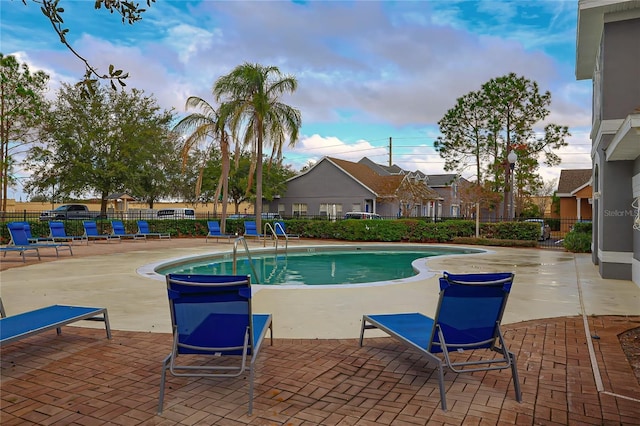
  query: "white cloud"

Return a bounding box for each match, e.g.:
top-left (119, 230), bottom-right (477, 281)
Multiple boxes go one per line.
top-left (5, 0), bottom-right (595, 198)
top-left (165, 24), bottom-right (218, 64)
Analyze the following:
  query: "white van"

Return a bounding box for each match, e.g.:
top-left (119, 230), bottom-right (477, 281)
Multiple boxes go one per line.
top-left (157, 208), bottom-right (196, 220)
top-left (344, 212), bottom-right (382, 220)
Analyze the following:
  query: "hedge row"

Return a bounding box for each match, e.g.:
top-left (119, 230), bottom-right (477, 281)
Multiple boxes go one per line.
top-left (0, 218), bottom-right (543, 245)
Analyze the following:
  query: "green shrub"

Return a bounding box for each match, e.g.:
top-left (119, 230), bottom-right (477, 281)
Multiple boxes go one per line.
top-left (563, 229), bottom-right (592, 253)
top-left (0, 216), bottom-right (548, 246)
top-left (453, 237), bottom-right (538, 248)
top-left (488, 221), bottom-right (538, 240)
top-left (572, 221), bottom-right (593, 233)
top-left (332, 220), bottom-right (407, 241)
top-left (546, 218), bottom-right (560, 231)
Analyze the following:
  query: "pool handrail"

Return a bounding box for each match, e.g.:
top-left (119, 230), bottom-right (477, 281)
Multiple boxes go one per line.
top-left (263, 222), bottom-right (288, 254)
top-left (274, 222), bottom-right (292, 245)
top-left (232, 237), bottom-right (261, 284)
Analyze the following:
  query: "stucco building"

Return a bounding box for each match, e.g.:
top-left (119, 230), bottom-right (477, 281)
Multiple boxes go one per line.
top-left (576, 0), bottom-right (640, 284)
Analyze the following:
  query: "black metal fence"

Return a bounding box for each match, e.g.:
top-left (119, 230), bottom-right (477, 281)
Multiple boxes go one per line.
top-left (0, 211), bottom-right (589, 250)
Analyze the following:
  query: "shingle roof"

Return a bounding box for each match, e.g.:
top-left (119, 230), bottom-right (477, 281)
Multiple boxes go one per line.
top-left (397, 176), bottom-right (441, 199)
top-left (358, 158), bottom-right (404, 175)
top-left (426, 174), bottom-right (459, 187)
top-left (357, 158), bottom-right (392, 176)
top-left (557, 169), bottom-right (592, 194)
top-left (329, 157), bottom-right (399, 197)
top-left (328, 157), bottom-right (439, 199)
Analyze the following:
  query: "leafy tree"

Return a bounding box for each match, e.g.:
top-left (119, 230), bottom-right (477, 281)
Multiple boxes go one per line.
top-left (551, 192), bottom-right (561, 216)
top-left (25, 83), bottom-right (175, 213)
top-left (0, 54), bottom-right (49, 211)
top-left (435, 90), bottom-right (490, 183)
top-left (213, 63), bottom-right (301, 230)
top-left (483, 73), bottom-right (569, 217)
top-left (227, 153), bottom-right (252, 214)
top-left (517, 177), bottom-right (557, 218)
top-left (131, 130), bottom-right (183, 208)
top-left (435, 90), bottom-right (491, 235)
top-left (436, 73), bottom-right (569, 220)
top-left (28, 194), bottom-right (49, 202)
top-left (172, 96), bottom-right (234, 232)
top-left (20, 0), bottom-right (154, 93)
top-left (223, 152), bottom-right (296, 215)
top-left (263, 161), bottom-right (296, 201)
top-left (167, 149), bottom-right (208, 204)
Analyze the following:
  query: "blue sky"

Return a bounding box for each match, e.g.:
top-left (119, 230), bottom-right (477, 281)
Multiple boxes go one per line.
top-left (1, 0), bottom-right (592, 199)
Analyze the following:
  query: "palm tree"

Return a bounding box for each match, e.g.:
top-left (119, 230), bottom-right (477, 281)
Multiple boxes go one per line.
top-left (213, 63), bottom-right (301, 231)
top-left (172, 96), bottom-right (233, 233)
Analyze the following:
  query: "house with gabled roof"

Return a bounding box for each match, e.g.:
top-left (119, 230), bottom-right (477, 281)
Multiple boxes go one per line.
top-left (556, 169), bottom-right (593, 233)
top-left (426, 174), bottom-right (474, 218)
top-left (357, 158), bottom-right (473, 219)
top-left (268, 157), bottom-right (441, 219)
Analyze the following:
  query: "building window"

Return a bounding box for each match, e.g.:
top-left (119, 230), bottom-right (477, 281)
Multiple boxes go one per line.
top-left (320, 203), bottom-right (342, 220)
top-left (351, 203), bottom-right (361, 212)
top-left (451, 205), bottom-right (459, 217)
top-left (278, 203), bottom-right (285, 217)
top-left (292, 203), bottom-right (307, 217)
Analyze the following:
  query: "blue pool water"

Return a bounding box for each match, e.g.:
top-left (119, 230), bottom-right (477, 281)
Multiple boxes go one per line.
top-left (156, 246), bottom-right (480, 285)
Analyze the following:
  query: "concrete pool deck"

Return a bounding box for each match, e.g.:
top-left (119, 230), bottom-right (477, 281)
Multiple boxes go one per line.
top-left (0, 238), bottom-right (638, 338)
top-left (1, 238), bottom-right (639, 425)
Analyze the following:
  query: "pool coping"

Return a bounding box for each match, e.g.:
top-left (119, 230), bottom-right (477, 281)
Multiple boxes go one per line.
top-left (137, 243), bottom-right (493, 290)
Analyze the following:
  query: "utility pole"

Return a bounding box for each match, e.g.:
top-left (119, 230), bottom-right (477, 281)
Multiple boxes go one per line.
top-left (389, 137), bottom-right (392, 167)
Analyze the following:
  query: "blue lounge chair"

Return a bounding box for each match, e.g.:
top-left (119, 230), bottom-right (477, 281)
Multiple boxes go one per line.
top-left (49, 221), bottom-right (88, 245)
top-left (359, 271), bottom-right (522, 411)
top-left (83, 221), bottom-right (120, 243)
top-left (158, 274), bottom-right (273, 416)
top-left (20, 222), bottom-right (54, 243)
top-left (0, 299), bottom-right (111, 344)
top-left (111, 220), bottom-right (146, 241)
top-left (137, 220), bottom-right (170, 239)
top-left (243, 221), bottom-right (265, 240)
top-left (206, 220), bottom-right (233, 243)
top-left (0, 245), bottom-right (41, 262)
top-left (7, 222), bottom-right (73, 257)
top-left (274, 221), bottom-right (300, 239)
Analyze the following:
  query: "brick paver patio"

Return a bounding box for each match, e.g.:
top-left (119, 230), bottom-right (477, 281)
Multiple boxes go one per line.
top-left (1, 315), bottom-right (639, 425)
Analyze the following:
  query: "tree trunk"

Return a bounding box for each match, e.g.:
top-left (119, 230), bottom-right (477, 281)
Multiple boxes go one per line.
top-left (255, 131), bottom-right (263, 232)
top-left (100, 195), bottom-right (108, 216)
top-left (0, 81), bottom-right (6, 213)
top-left (220, 133), bottom-right (230, 234)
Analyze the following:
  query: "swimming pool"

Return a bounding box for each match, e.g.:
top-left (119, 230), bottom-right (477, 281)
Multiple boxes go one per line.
top-left (154, 245), bottom-right (483, 286)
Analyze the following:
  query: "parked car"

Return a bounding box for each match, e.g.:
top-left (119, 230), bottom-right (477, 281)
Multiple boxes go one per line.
top-left (39, 204), bottom-right (104, 221)
top-left (261, 213), bottom-right (282, 220)
top-left (524, 219), bottom-right (551, 241)
top-left (227, 213), bottom-right (282, 220)
top-left (344, 212), bottom-right (382, 220)
top-left (156, 208), bottom-right (196, 220)
top-left (227, 214), bottom-right (247, 220)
